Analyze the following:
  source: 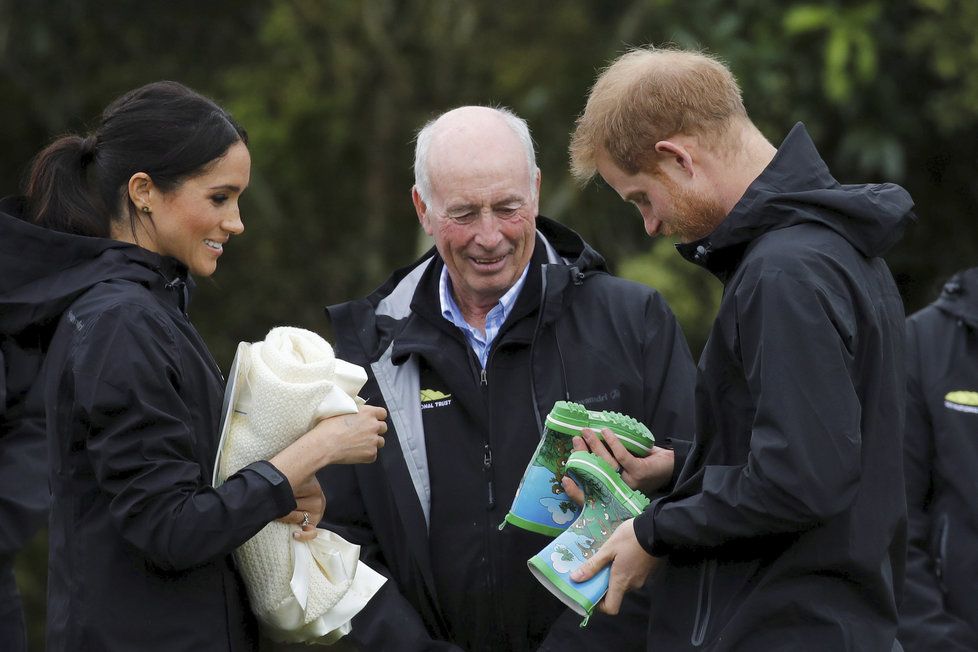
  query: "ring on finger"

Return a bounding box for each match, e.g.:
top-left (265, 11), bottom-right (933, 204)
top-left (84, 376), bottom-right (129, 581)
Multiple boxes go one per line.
top-left (300, 511), bottom-right (310, 527)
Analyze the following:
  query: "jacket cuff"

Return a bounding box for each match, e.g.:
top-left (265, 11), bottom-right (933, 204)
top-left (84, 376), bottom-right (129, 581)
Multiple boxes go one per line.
top-left (633, 502), bottom-right (665, 557)
top-left (240, 461), bottom-right (295, 516)
top-left (662, 437), bottom-right (692, 491)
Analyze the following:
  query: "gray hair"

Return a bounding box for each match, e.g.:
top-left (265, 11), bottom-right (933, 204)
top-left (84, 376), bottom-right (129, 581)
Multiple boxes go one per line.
top-left (413, 106), bottom-right (538, 205)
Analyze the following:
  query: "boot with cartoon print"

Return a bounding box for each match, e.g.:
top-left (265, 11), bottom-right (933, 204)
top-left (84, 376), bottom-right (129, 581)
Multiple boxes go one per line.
top-left (501, 401), bottom-right (654, 536)
top-left (527, 450), bottom-right (650, 625)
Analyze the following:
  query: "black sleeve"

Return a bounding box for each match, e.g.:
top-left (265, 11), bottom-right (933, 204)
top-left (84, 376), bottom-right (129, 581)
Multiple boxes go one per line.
top-left (661, 436), bottom-right (693, 492)
top-left (72, 305), bottom-right (296, 571)
top-left (635, 270), bottom-right (864, 554)
top-left (0, 343), bottom-right (48, 557)
top-left (898, 318), bottom-right (978, 650)
top-left (319, 459), bottom-right (461, 652)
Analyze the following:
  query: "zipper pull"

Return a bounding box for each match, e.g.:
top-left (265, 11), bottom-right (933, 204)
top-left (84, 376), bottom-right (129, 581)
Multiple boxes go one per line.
top-left (484, 443), bottom-right (495, 509)
top-left (480, 368), bottom-right (487, 387)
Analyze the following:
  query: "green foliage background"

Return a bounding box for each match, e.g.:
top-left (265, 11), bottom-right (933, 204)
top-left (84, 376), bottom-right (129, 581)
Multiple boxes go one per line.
top-left (2, 1), bottom-right (977, 648)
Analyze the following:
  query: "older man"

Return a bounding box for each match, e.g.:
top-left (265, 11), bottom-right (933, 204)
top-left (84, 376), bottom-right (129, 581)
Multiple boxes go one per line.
top-left (318, 106), bottom-right (696, 650)
top-left (568, 47), bottom-right (915, 651)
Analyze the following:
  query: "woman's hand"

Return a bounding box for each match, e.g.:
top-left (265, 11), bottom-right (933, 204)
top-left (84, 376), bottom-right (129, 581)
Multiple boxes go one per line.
top-left (270, 405), bottom-right (388, 496)
top-left (278, 476), bottom-right (327, 542)
top-left (312, 405), bottom-right (388, 466)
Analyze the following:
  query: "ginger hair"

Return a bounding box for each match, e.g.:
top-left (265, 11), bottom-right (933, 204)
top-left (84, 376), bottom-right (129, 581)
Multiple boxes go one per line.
top-left (570, 46), bottom-right (748, 182)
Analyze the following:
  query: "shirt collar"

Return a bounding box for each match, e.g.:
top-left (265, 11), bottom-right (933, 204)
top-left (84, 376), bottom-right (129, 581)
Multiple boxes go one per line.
top-left (439, 263), bottom-right (530, 332)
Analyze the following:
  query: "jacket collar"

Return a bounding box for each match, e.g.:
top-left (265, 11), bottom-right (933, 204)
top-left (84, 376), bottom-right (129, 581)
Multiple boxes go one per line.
top-left (396, 234), bottom-right (548, 359)
top-left (676, 123), bottom-right (915, 281)
top-left (0, 198), bottom-right (195, 332)
top-left (129, 248), bottom-right (195, 315)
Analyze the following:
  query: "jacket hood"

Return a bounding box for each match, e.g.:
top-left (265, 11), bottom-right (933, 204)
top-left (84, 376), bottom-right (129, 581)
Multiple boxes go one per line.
top-left (534, 215), bottom-right (607, 275)
top-left (0, 196), bottom-right (191, 335)
top-left (934, 267), bottom-right (978, 329)
top-left (678, 123), bottom-right (916, 275)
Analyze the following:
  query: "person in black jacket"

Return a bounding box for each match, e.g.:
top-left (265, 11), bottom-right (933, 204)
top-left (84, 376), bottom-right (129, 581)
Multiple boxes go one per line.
top-left (317, 105), bottom-right (697, 651)
top-left (567, 47), bottom-right (914, 650)
top-left (0, 81), bottom-right (388, 651)
top-left (0, 335), bottom-right (49, 651)
top-left (899, 268), bottom-right (978, 650)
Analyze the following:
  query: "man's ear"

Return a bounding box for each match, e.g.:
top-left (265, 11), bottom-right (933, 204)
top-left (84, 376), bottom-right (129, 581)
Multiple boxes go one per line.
top-left (412, 186), bottom-right (433, 236)
top-left (654, 140), bottom-right (695, 179)
top-left (128, 172), bottom-right (156, 211)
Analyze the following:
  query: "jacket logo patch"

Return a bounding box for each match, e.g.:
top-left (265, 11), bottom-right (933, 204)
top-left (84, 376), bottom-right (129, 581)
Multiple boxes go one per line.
top-left (420, 389), bottom-right (452, 410)
top-left (945, 391), bottom-right (978, 414)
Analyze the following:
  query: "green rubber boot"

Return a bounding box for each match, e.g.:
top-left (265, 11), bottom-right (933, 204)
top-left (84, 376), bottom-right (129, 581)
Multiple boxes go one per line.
top-left (545, 401), bottom-right (655, 456)
top-left (501, 401), bottom-right (654, 536)
top-left (527, 451), bottom-right (650, 625)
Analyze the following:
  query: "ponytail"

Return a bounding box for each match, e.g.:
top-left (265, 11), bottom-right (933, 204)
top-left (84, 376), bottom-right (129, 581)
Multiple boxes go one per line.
top-left (25, 134), bottom-right (109, 237)
top-left (22, 81), bottom-right (247, 240)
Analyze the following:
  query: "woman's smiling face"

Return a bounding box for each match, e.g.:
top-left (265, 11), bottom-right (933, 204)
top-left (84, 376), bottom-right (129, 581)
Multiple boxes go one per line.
top-left (135, 141), bottom-right (251, 276)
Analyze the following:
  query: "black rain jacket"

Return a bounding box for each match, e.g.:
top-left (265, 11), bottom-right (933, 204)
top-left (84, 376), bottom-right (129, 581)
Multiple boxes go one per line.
top-left (632, 124), bottom-right (915, 651)
top-left (320, 217), bottom-right (697, 651)
top-left (0, 198), bottom-right (297, 651)
top-left (898, 268), bottom-right (978, 650)
top-left (0, 196), bottom-right (50, 651)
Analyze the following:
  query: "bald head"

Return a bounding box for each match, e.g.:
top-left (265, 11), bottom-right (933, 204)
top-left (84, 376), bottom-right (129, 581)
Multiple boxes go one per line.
top-left (414, 106), bottom-right (538, 204)
top-left (410, 106), bottom-right (541, 325)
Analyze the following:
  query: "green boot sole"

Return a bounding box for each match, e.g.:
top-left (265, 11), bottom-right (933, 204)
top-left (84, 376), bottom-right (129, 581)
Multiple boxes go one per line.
top-left (545, 401), bottom-right (655, 456)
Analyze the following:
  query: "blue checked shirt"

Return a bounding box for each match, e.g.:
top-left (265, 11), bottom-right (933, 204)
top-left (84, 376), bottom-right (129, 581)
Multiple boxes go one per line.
top-left (439, 264), bottom-right (529, 369)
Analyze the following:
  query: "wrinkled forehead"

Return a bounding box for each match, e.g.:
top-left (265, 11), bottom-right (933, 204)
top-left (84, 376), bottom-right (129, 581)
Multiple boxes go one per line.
top-left (427, 131), bottom-right (533, 204)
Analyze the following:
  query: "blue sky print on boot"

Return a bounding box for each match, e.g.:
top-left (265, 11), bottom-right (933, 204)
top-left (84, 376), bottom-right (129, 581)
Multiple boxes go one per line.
top-left (503, 401), bottom-right (654, 536)
top-left (502, 426), bottom-right (579, 536)
top-left (527, 451), bottom-right (649, 625)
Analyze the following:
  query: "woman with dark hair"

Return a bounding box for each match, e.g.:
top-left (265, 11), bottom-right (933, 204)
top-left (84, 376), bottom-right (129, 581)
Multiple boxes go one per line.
top-left (0, 81), bottom-right (387, 651)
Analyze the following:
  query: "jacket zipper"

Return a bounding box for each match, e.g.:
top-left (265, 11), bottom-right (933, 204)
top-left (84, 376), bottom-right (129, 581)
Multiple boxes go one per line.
top-left (935, 512), bottom-right (950, 594)
top-left (158, 273), bottom-right (225, 383)
top-left (691, 558), bottom-right (717, 647)
top-left (479, 367), bottom-right (493, 508)
top-left (480, 358), bottom-right (501, 644)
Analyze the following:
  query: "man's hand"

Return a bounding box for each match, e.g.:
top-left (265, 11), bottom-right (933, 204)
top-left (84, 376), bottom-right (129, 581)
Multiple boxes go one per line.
top-left (575, 428), bottom-right (675, 494)
top-left (569, 519), bottom-right (660, 615)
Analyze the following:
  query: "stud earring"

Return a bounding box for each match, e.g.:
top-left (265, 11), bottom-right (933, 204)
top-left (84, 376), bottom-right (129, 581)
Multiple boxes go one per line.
top-left (141, 206), bottom-right (151, 213)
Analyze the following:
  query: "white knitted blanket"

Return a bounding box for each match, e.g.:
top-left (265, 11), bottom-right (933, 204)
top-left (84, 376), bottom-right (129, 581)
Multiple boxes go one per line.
top-left (213, 326), bottom-right (385, 644)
